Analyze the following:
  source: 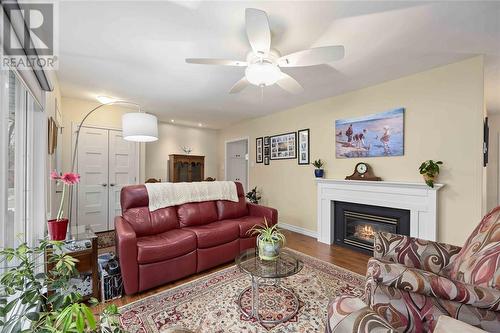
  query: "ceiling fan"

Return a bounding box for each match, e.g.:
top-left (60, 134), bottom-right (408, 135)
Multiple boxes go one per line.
top-left (185, 8), bottom-right (345, 94)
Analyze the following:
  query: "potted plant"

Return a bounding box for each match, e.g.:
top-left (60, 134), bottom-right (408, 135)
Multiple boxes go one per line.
top-left (248, 218), bottom-right (286, 261)
top-left (245, 186), bottom-right (262, 204)
top-left (0, 240), bottom-right (123, 332)
top-left (419, 160), bottom-right (443, 188)
top-left (49, 170), bottom-right (80, 241)
top-left (313, 159), bottom-right (325, 178)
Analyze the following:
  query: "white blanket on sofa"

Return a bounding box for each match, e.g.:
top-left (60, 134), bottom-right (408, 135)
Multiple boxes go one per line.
top-left (145, 181), bottom-right (239, 211)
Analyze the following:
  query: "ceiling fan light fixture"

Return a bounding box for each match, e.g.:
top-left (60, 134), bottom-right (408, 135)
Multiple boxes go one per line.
top-left (245, 61), bottom-right (282, 87)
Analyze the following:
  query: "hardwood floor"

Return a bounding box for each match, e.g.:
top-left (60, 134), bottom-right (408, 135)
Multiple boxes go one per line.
top-left (94, 230), bottom-right (370, 313)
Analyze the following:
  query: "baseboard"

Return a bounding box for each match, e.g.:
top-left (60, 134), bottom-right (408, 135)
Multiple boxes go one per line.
top-left (278, 222), bottom-right (318, 239)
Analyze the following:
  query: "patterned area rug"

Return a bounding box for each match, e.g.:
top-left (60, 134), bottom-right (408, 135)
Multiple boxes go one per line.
top-left (96, 230), bottom-right (116, 249)
top-left (119, 249), bottom-right (364, 332)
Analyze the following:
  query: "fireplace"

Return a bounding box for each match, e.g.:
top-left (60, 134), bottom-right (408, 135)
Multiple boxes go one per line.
top-left (333, 201), bottom-right (410, 254)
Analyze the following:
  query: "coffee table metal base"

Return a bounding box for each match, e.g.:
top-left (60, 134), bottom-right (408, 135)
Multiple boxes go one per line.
top-left (237, 276), bottom-right (300, 325)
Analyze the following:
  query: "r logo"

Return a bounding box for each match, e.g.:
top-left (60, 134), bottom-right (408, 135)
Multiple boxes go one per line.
top-left (2, 2), bottom-right (54, 56)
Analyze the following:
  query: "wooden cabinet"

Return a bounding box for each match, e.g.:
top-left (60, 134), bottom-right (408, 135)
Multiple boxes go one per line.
top-left (169, 154), bottom-right (205, 182)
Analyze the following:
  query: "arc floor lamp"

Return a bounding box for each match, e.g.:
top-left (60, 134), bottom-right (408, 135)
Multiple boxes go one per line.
top-left (67, 100), bottom-right (158, 240)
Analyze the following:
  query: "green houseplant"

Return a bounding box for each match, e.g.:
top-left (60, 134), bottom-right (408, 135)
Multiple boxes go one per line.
top-left (419, 160), bottom-right (443, 188)
top-left (245, 186), bottom-right (261, 204)
top-left (313, 159), bottom-right (325, 178)
top-left (248, 218), bottom-right (286, 261)
top-left (0, 240), bottom-right (122, 333)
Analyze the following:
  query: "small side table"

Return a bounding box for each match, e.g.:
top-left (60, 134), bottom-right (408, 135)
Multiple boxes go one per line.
top-left (46, 226), bottom-right (99, 301)
top-left (235, 249), bottom-right (303, 325)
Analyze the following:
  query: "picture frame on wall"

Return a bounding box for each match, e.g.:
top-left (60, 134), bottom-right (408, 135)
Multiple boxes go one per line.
top-left (298, 129), bottom-right (310, 165)
top-left (256, 137), bottom-right (263, 163)
top-left (264, 156), bottom-right (270, 165)
top-left (335, 108), bottom-right (405, 158)
top-left (264, 136), bottom-right (270, 146)
top-left (270, 132), bottom-right (297, 160)
top-left (264, 146), bottom-right (270, 157)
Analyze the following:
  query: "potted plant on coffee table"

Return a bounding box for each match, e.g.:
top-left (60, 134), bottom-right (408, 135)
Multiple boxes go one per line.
top-left (248, 218), bottom-right (286, 261)
top-left (48, 170), bottom-right (80, 241)
top-left (418, 160), bottom-right (443, 188)
top-left (313, 159), bottom-right (325, 178)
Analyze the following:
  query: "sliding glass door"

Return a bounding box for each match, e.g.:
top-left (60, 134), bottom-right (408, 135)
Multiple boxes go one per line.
top-left (0, 69), bottom-right (45, 255)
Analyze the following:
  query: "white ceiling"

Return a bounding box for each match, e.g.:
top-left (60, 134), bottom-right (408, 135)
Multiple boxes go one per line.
top-left (58, 1), bottom-right (500, 129)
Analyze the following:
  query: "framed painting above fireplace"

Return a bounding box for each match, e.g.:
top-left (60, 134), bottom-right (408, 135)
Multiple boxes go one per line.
top-left (333, 201), bottom-right (410, 254)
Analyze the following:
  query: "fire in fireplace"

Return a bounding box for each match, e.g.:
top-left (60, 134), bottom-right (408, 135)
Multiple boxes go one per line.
top-left (354, 224), bottom-right (375, 242)
top-left (334, 201), bottom-right (410, 254)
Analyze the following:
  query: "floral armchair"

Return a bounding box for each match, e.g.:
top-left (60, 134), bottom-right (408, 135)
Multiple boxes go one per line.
top-left (326, 207), bottom-right (500, 333)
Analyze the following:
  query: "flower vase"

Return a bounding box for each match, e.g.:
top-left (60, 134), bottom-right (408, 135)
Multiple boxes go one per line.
top-left (47, 218), bottom-right (69, 241)
top-left (314, 169), bottom-right (324, 178)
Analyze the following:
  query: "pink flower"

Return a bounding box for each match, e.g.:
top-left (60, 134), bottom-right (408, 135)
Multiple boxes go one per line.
top-left (50, 170), bottom-right (60, 180)
top-left (60, 172), bottom-right (80, 185)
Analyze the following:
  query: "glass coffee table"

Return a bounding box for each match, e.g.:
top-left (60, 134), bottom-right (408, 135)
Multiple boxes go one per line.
top-left (236, 249), bottom-right (303, 325)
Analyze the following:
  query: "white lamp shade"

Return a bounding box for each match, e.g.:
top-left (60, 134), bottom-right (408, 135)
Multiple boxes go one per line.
top-left (122, 112), bottom-right (158, 142)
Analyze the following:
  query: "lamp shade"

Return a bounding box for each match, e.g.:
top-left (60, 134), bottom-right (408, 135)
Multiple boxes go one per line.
top-left (122, 112), bottom-right (158, 142)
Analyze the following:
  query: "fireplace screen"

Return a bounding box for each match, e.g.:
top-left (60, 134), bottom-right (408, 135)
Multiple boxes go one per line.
top-left (334, 201), bottom-right (410, 254)
top-left (344, 211), bottom-right (397, 251)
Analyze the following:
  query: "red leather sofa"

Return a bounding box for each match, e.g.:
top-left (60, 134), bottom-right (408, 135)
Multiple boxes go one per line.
top-left (115, 182), bottom-right (278, 295)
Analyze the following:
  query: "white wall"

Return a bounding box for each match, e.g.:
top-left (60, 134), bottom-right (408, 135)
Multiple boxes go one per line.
top-left (146, 122), bottom-right (218, 181)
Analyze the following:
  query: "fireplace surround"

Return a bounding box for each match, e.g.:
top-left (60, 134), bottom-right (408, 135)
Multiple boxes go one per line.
top-left (334, 201), bottom-right (410, 254)
top-left (316, 179), bottom-right (443, 245)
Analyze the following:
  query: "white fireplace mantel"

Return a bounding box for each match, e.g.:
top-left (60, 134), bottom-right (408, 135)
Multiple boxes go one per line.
top-left (316, 179), bottom-right (444, 244)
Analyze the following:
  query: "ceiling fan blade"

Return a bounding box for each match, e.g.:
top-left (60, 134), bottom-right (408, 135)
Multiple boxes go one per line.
top-left (185, 58), bottom-right (247, 66)
top-left (276, 73), bottom-right (303, 94)
top-left (229, 77), bottom-right (250, 94)
top-left (245, 8), bottom-right (271, 56)
top-left (278, 46), bottom-right (345, 67)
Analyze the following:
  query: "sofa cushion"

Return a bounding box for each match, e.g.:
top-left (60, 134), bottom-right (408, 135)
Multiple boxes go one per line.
top-left (222, 216), bottom-right (266, 238)
top-left (121, 184), bottom-right (179, 237)
top-left (137, 229), bottom-right (196, 264)
top-left (177, 201), bottom-right (218, 227)
top-left (184, 221), bottom-right (239, 248)
top-left (216, 196), bottom-right (248, 221)
top-left (444, 206), bottom-right (500, 290)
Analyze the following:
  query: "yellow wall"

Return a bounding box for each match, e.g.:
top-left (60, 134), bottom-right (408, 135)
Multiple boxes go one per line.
top-left (486, 114), bottom-right (500, 211)
top-left (60, 97), bottom-right (147, 182)
top-left (45, 72), bottom-right (62, 219)
top-left (59, 97), bottom-right (219, 184)
top-left (218, 57), bottom-right (485, 246)
top-left (146, 123), bottom-right (219, 181)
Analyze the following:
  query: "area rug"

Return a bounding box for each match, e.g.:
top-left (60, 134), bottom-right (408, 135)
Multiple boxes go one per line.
top-left (119, 249), bottom-right (365, 332)
top-left (96, 230), bottom-right (116, 249)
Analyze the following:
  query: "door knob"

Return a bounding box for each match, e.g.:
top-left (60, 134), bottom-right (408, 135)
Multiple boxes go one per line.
top-left (109, 183), bottom-right (116, 187)
top-left (101, 183), bottom-right (107, 187)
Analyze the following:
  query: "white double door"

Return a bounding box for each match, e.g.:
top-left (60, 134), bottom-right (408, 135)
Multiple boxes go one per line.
top-left (77, 126), bottom-right (138, 232)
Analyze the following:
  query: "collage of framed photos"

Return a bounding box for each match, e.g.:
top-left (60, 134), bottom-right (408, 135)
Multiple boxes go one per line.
top-left (256, 128), bottom-right (310, 165)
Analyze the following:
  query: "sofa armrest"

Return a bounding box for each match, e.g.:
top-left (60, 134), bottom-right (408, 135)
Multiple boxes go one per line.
top-left (367, 257), bottom-right (500, 311)
top-left (374, 232), bottom-right (462, 275)
top-left (326, 296), bottom-right (394, 333)
top-left (247, 203), bottom-right (278, 225)
top-left (115, 216), bottom-right (139, 295)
